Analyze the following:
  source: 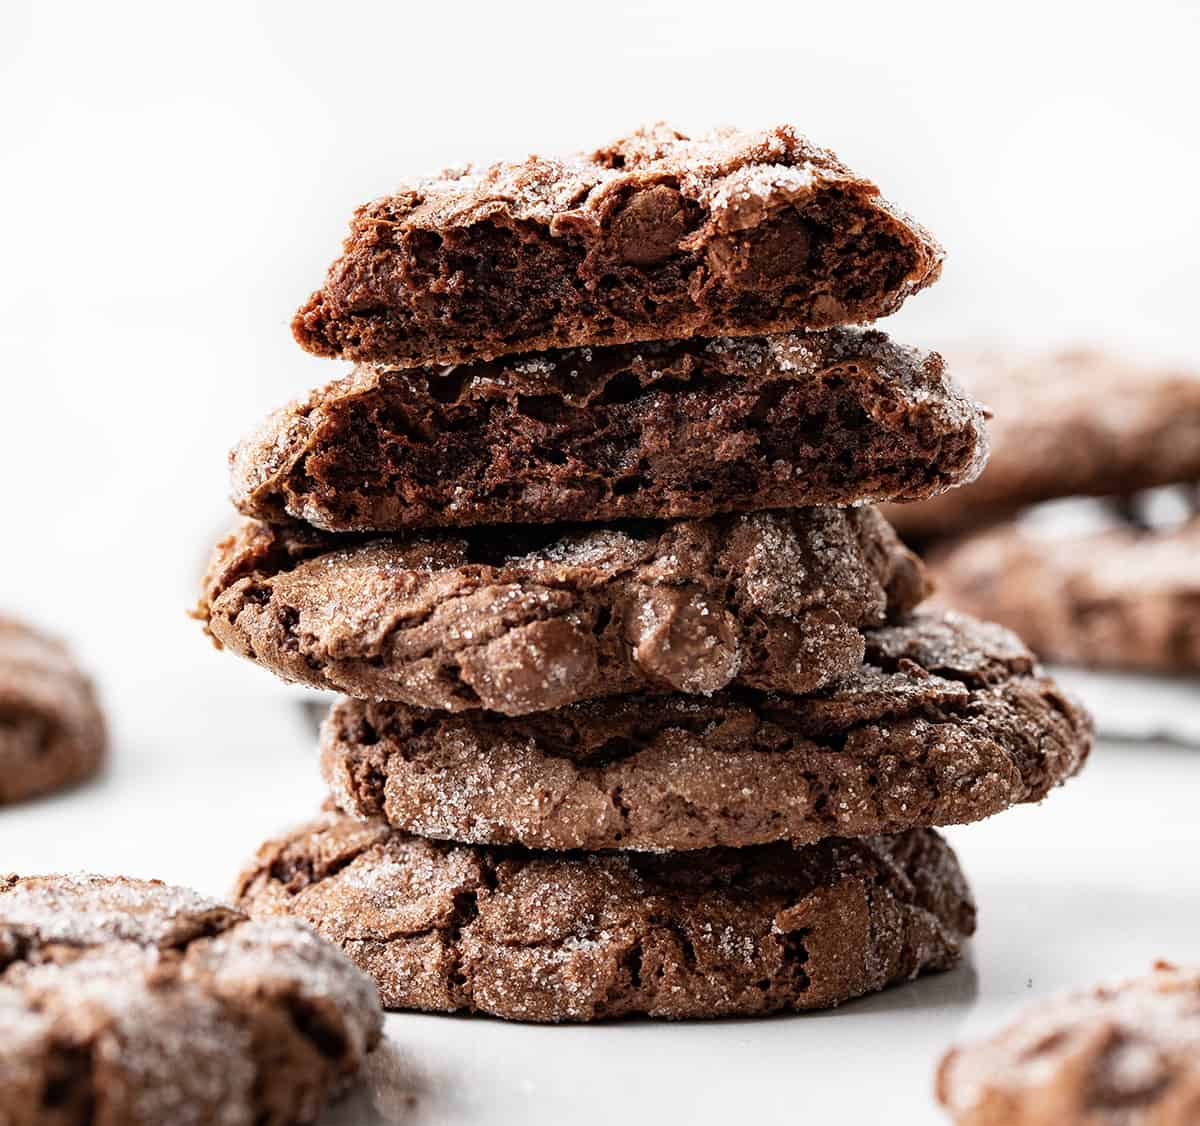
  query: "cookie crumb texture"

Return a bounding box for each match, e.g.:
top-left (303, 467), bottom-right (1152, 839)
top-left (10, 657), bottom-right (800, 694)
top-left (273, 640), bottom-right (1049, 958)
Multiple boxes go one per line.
top-left (321, 611), bottom-right (1091, 852)
top-left (937, 964), bottom-right (1200, 1125)
top-left (236, 814), bottom-right (974, 1023)
top-left (233, 328), bottom-right (987, 531)
top-left (0, 873), bottom-right (382, 1126)
top-left (0, 616), bottom-right (107, 804)
top-left (197, 507), bottom-right (928, 714)
top-left (292, 124), bottom-right (943, 366)
top-left (932, 520), bottom-right (1200, 673)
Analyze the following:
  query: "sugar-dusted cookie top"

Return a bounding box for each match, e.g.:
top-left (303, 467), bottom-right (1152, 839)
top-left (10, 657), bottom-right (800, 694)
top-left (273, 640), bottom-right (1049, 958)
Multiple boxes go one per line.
top-left (237, 814), bottom-right (973, 1023)
top-left (197, 507), bottom-right (929, 714)
top-left (294, 124), bottom-right (943, 366)
top-left (321, 610), bottom-right (1090, 852)
top-left (0, 872), bottom-right (383, 1126)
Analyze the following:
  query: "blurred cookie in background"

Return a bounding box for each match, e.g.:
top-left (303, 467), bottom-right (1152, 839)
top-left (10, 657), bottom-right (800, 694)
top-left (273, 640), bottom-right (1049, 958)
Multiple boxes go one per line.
top-left (937, 961), bottom-right (1200, 1125)
top-left (0, 615), bottom-right (107, 803)
top-left (881, 344), bottom-right (1200, 679)
top-left (929, 493), bottom-right (1199, 674)
top-left (883, 348), bottom-right (1200, 544)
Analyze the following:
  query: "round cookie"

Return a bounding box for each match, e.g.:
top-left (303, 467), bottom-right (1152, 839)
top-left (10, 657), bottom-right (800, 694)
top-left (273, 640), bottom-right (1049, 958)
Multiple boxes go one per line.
top-left (931, 517), bottom-right (1200, 673)
top-left (0, 872), bottom-right (382, 1125)
top-left (0, 615), bottom-right (107, 804)
top-left (197, 506), bottom-right (928, 715)
top-left (937, 963), bottom-right (1200, 1125)
top-left (232, 328), bottom-right (987, 532)
top-left (235, 812), bottom-right (975, 1023)
top-left (884, 347), bottom-right (1200, 541)
top-left (322, 610), bottom-right (1091, 852)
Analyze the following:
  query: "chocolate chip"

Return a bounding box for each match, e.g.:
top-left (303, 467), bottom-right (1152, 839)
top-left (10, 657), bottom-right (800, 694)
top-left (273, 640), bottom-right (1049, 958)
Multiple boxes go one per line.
top-left (608, 185), bottom-right (689, 266)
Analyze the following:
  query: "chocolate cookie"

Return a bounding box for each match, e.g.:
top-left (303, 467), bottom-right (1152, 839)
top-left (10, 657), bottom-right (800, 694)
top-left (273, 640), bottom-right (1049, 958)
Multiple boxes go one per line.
top-left (292, 124), bottom-right (943, 366)
top-left (0, 873), bottom-right (382, 1125)
top-left (234, 329), bottom-right (987, 532)
top-left (885, 348), bottom-right (1200, 541)
top-left (937, 963), bottom-right (1200, 1125)
top-left (197, 507), bottom-right (928, 714)
top-left (321, 610), bottom-right (1090, 852)
top-left (235, 812), bottom-right (974, 1022)
top-left (931, 518), bottom-right (1200, 673)
top-left (0, 616), bottom-right (106, 804)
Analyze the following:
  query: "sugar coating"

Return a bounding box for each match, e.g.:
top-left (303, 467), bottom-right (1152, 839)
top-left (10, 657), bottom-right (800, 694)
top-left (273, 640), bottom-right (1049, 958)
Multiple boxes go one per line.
top-left (0, 873), bottom-right (383, 1126)
top-left (197, 507), bottom-right (929, 716)
top-left (318, 610), bottom-right (1091, 853)
top-left (293, 123), bottom-right (944, 366)
top-left (236, 814), bottom-right (976, 1023)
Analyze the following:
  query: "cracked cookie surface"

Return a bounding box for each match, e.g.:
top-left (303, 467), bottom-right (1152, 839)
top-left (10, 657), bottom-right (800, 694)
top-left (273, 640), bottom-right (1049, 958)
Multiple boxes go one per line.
top-left (0, 616), bottom-right (107, 804)
top-left (235, 813), bottom-right (974, 1022)
top-left (320, 611), bottom-right (1091, 852)
top-left (0, 873), bottom-right (382, 1126)
top-left (233, 328), bottom-right (986, 531)
top-left (197, 507), bottom-right (928, 714)
top-left (937, 963), bottom-right (1200, 1125)
top-left (293, 123), bottom-right (943, 366)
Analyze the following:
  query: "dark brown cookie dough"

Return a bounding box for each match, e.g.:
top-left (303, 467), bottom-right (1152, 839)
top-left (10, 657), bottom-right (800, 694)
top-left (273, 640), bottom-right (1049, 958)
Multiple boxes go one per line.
top-left (0, 616), bottom-right (107, 804)
top-left (234, 329), bottom-right (987, 532)
top-left (937, 962), bottom-right (1200, 1125)
top-left (292, 124), bottom-right (943, 366)
top-left (0, 872), bottom-right (382, 1126)
top-left (197, 507), bottom-right (928, 714)
top-left (320, 610), bottom-right (1090, 852)
top-left (885, 348), bottom-right (1200, 541)
top-left (931, 518), bottom-right (1200, 673)
top-left (235, 812), bottom-right (974, 1023)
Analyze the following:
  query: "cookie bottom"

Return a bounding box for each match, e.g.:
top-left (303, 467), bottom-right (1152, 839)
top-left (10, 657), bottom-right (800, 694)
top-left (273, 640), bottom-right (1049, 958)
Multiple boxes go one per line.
top-left (235, 813), bottom-right (975, 1023)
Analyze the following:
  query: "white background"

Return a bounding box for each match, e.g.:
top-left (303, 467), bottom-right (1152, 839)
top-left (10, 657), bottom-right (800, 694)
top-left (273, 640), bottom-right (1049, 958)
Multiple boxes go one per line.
top-left (2, 3), bottom-right (1198, 1123)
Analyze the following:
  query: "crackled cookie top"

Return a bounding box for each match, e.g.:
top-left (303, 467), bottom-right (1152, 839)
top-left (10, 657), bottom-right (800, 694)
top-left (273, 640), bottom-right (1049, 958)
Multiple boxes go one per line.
top-left (321, 610), bottom-right (1090, 852)
top-left (236, 815), bottom-right (973, 1023)
top-left (0, 873), bottom-right (382, 1126)
top-left (938, 963), bottom-right (1200, 1125)
top-left (293, 123), bottom-right (943, 366)
top-left (234, 328), bottom-right (986, 532)
top-left (0, 615), bottom-right (106, 804)
top-left (197, 507), bottom-right (928, 714)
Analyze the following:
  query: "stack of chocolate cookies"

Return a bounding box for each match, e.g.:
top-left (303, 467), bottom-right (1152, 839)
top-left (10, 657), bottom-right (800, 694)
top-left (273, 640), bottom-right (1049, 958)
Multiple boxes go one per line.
top-left (198, 125), bottom-right (1092, 1022)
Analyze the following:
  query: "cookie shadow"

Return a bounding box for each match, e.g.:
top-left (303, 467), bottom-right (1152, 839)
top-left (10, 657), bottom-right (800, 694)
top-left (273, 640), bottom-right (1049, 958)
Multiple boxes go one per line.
top-left (321, 1037), bottom-right (448, 1126)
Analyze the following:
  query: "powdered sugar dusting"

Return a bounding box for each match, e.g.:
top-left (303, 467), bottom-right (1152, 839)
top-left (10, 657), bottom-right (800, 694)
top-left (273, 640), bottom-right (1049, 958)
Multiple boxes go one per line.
top-left (0, 873), bottom-right (383, 1123)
